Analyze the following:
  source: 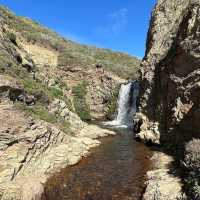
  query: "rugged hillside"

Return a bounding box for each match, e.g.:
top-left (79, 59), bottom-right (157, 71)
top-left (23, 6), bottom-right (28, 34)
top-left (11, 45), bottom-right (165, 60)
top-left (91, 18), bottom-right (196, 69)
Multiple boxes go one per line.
top-left (135, 0), bottom-right (200, 199)
top-left (0, 6), bottom-right (140, 200)
top-left (0, 6), bottom-right (140, 119)
top-left (0, 6), bottom-right (140, 79)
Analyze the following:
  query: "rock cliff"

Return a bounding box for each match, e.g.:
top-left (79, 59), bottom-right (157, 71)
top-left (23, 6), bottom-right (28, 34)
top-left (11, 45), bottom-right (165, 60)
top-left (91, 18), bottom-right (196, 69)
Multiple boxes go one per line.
top-left (135, 0), bottom-right (200, 145)
top-left (135, 0), bottom-right (200, 199)
top-left (138, 0), bottom-right (200, 145)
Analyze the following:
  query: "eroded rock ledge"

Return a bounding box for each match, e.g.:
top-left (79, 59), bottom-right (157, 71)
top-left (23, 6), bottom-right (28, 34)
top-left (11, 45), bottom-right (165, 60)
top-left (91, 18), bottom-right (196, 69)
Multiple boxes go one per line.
top-left (0, 75), bottom-right (116, 200)
top-left (0, 100), bottom-right (116, 200)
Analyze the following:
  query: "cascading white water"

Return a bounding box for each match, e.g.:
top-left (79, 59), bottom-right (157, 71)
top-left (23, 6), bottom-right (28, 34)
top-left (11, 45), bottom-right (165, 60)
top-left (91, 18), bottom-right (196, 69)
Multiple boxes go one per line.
top-left (104, 81), bottom-right (139, 128)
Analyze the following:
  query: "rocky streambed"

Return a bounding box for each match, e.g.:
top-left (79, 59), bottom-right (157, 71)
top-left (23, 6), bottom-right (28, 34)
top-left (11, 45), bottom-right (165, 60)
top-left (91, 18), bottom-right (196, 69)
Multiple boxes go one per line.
top-left (44, 127), bottom-right (152, 200)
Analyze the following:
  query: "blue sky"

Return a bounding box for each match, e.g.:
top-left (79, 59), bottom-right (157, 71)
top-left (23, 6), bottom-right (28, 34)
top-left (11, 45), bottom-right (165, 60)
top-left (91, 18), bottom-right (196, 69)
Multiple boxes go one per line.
top-left (0, 0), bottom-right (156, 58)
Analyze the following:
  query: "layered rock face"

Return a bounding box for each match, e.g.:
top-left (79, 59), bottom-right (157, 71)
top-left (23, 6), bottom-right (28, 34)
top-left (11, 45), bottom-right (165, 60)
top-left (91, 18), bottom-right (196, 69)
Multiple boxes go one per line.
top-left (136, 0), bottom-right (200, 146)
top-left (0, 100), bottom-right (116, 200)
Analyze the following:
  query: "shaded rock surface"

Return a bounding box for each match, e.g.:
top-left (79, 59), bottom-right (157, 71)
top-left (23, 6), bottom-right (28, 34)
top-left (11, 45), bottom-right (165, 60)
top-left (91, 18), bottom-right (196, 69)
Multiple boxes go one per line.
top-left (135, 0), bottom-right (200, 199)
top-left (137, 0), bottom-right (200, 145)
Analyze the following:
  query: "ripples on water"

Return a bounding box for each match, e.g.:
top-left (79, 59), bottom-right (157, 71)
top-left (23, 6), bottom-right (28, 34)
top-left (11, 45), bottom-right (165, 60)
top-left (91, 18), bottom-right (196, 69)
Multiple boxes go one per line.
top-left (45, 127), bottom-right (151, 200)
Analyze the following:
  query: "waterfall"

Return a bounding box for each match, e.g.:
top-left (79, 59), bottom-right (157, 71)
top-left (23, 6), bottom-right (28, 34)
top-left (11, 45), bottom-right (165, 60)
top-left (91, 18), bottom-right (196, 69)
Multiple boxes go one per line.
top-left (104, 81), bottom-right (139, 128)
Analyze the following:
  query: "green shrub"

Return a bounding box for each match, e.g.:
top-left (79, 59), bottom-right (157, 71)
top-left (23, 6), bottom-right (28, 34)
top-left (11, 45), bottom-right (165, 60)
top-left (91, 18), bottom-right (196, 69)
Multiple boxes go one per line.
top-left (7, 32), bottom-right (17, 45)
top-left (56, 79), bottom-right (70, 91)
top-left (22, 78), bottom-right (41, 92)
top-left (49, 87), bottom-right (63, 99)
top-left (22, 78), bottom-right (50, 102)
top-left (72, 81), bottom-right (91, 121)
top-left (0, 51), bottom-right (14, 70)
top-left (65, 97), bottom-right (74, 112)
top-left (72, 81), bottom-right (88, 98)
top-left (58, 50), bottom-right (86, 68)
top-left (73, 98), bottom-right (91, 121)
top-left (0, 48), bottom-right (28, 78)
top-left (25, 32), bottom-right (39, 43)
top-left (22, 78), bottom-right (64, 101)
top-left (16, 103), bottom-right (57, 123)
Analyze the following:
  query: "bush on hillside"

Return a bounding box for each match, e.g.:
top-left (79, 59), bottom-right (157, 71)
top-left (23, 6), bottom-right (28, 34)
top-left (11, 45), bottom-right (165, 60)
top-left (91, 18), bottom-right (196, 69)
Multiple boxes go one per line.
top-left (22, 78), bottom-right (64, 101)
top-left (72, 81), bottom-right (91, 121)
top-left (7, 32), bottom-right (17, 46)
top-left (16, 102), bottom-right (57, 124)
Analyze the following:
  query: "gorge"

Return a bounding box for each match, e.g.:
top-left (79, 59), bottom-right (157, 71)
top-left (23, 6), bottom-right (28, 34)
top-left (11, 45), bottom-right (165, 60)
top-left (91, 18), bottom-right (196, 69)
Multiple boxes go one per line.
top-left (0, 5), bottom-right (146, 200)
top-left (44, 80), bottom-right (150, 200)
top-left (0, 0), bottom-right (200, 199)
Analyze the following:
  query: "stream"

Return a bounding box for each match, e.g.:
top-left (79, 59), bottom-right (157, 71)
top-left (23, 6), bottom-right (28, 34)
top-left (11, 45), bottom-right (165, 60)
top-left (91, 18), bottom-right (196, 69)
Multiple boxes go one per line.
top-left (44, 127), bottom-right (152, 200)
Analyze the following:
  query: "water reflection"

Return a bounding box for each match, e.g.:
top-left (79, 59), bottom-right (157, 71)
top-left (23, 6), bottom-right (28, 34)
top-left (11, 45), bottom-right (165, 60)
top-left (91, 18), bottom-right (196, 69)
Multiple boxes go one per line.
top-left (45, 128), bottom-right (151, 200)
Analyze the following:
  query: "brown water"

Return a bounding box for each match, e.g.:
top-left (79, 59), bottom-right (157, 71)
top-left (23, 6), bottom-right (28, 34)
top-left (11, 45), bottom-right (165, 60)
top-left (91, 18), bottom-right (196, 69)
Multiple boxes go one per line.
top-left (45, 127), bottom-right (152, 200)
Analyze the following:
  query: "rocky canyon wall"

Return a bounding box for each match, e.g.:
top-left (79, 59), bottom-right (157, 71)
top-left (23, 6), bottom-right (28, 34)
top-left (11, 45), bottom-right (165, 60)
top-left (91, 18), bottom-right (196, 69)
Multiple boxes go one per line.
top-left (136, 0), bottom-right (200, 199)
top-left (136, 0), bottom-right (200, 146)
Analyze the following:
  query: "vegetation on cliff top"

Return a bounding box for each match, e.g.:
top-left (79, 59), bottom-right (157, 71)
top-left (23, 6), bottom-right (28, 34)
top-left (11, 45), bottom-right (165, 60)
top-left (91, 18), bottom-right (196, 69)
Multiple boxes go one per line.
top-left (0, 6), bottom-right (140, 79)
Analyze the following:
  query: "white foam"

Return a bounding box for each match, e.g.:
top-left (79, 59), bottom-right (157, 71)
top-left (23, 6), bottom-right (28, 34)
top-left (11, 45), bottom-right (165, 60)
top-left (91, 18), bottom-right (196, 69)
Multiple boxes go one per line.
top-left (103, 81), bottom-right (139, 128)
